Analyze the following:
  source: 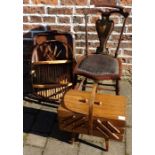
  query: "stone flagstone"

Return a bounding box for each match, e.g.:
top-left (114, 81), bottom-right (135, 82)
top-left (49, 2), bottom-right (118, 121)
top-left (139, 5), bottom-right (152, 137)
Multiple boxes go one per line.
top-left (26, 133), bottom-right (47, 148)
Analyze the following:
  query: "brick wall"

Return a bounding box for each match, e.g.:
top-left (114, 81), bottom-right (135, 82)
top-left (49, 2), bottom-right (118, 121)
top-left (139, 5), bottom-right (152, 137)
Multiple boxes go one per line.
top-left (23, 0), bottom-right (132, 79)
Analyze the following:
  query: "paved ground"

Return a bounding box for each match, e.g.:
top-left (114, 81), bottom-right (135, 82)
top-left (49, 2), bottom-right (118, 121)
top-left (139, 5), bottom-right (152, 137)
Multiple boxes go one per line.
top-left (23, 80), bottom-right (132, 155)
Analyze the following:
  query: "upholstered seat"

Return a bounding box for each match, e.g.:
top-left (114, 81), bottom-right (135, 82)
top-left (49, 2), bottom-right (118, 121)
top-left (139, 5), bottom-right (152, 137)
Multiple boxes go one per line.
top-left (74, 54), bottom-right (121, 81)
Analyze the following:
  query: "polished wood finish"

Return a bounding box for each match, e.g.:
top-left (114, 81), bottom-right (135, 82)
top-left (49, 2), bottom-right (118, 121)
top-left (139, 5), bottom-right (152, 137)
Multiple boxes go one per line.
top-left (58, 87), bottom-right (127, 151)
top-left (62, 90), bottom-right (126, 119)
top-left (32, 60), bottom-right (71, 65)
top-left (33, 83), bottom-right (72, 89)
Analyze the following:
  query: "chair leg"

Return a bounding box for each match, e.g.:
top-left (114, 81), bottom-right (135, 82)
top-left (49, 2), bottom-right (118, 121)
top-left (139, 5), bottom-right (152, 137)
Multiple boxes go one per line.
top-left (116, 79), bottom-right (120, 95)
top-left (69, 133), bottom-right (79, 144)
top-left (82, 77), bottom-right (87, 91)
top-left (73, 74), bottom-right (78, 89)
top-left (103, 139), bottom-right (109, 151)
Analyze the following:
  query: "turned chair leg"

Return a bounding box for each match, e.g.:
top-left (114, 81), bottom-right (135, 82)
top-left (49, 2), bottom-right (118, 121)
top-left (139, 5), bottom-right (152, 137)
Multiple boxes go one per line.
top-left (82, 77), bottom-right (87, 91)
top-left (73, 74), bottom-right (78, 89)
top-left (116, 79), bottom-right (120, 95)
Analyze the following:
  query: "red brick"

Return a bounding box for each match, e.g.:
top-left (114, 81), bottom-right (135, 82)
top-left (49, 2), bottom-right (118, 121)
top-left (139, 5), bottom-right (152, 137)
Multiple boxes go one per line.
top-left (90, 15), bottom-right (100, 23)
top-left (120, 42), bottom-right (132, 48)
top-left (120, 0), bottom-right (132, 5)
top-left (43, 16), bottom-right (56, 23)
top-left (110, 49), bottom-right (121, 56)
top-left (73, 16), bottom-right (84, 24)
top-left (60, 0), bottom-right (74, 5)
top-left (46, 25), bottom-right (71, 32)
top-left (76, 8), bottom-right (98, 15)
top-left (122, 68), bottom-right (132, 77)
top-left (23, 24), bottom-right (33, 31)
top-left (32, 0), bottom-right (58, 5)
top-left (91, 0), bottom-right (116, 6)
top-left (113, 26), bottom-right (122, 33)
top-left (75, 33), bottom-right (98, 40)
top-left (88, 41), bottom-right (99, 48)
top-left (110, 16), bottom-right (120, 24)
top-left (75, 33), bottom-right (85, 40)
top-left (87, 34), bottom-right (98, 40)
top-left (74, 26), bottom-right (96, 32)
top-left (124, 8), bottom-right (132, 14)
top-left (87, 49), bottom-right (96, 54)
top-left (48, 8), bottom-right (73, 15)
top-left (23, 6), bottom-right (45, 14)
top-left (23, 16), bottom-right (29, 23)
top-left (106, 42), bottom-right (118, 48)
top-left (30, 16), bottom-right (42, 23)
top-left (121, 34), bottom-right (132, 41)
top-left (127, 26), bottom-right (132, 33)
top-left (23, 24), bottom-right (45, 31)
top-left (110, 34), bottom-right (120, 41)
top-left (124, 50), bottom-right (132, 56)
top-left (23, 0), bottom-right (29, 4)
top-left (110, 34), bottom-right (132, 41)
top-left (122, 64), bottom-right (132, 71)
top-left (61, 0), bottom-right (87, 5)
top-left (121, 57), bottom-right (132, 64)
top-left (76, 41), bottom-right (99, 48)
top-left (75, 48), bottom-right (84, 54)
top-left (76, 42), bottom-right (85, 47)
top-left (126, 17), bottom-right (132, 24)
top-left (58, 17), bottom-right (70, 23)
top-left (75, 0), bottom-right (87, 5)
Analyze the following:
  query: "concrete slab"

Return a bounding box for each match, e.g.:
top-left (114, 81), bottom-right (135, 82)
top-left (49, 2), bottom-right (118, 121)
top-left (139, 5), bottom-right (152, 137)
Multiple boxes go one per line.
top-left (26, 133), bottom-right (47, 148)
top-left (125, 128), bottom-right (132, 155)
top-left (80, 134), bottom-right (104, 143)
top-left (78, 141), bottom-right (103, 155)
top-left (126, 105), bottom-right (132, 127)
top-left (24, 145), bottom-right (43, 155)
top-left (23, 133), bottom-right (28, 145)
top-left (120, 81), bottom-right (132, 105)
top-left (43, 139), bottom-right (79, 155)
top-left (101, 141), bottom-right (125, 155)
